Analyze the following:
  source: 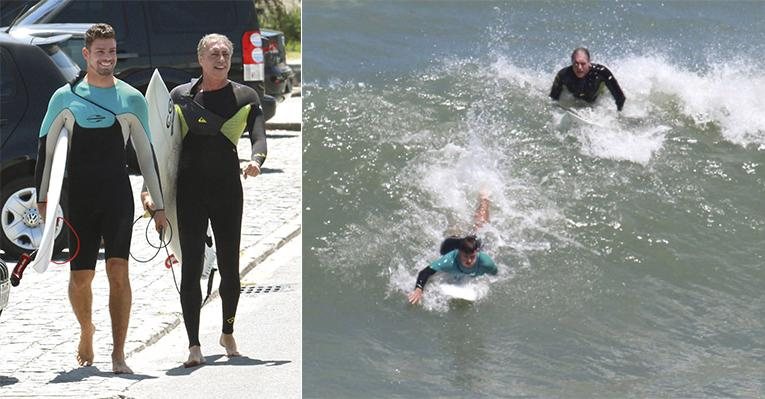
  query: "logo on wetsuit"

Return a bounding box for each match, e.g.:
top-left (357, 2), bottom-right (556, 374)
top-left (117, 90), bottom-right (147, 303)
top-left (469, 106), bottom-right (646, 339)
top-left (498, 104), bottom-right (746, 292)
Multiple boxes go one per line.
top-left (226, 316), bottom-right (235, 324)
top-left (197, 116), bottom-right (208, 124)
top-left (87, 114), bottom-right (106, 123)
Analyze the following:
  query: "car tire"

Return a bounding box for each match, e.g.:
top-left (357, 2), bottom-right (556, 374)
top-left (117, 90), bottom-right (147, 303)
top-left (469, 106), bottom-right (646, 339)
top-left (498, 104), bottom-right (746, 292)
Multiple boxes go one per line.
top-left (0, 175), bottom-right (67, 259)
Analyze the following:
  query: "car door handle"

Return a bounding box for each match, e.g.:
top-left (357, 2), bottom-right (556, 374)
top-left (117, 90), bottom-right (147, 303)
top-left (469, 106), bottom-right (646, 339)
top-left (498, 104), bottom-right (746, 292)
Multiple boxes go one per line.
top-left (117, 52), bottom-right (138, 59)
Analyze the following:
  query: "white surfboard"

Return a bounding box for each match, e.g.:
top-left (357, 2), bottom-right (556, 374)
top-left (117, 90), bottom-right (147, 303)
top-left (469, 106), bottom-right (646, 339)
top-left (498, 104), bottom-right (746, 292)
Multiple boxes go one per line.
top-left (557, 104), bottom-right (610, 129)
top-left (146, 69), bottom-right (216, 276)
top-left (145, 69), bottom-right (183, 262)
top-left (439, 282), bottom-right (479, 302)
top-left (31, 127), bottom-right (69, 273)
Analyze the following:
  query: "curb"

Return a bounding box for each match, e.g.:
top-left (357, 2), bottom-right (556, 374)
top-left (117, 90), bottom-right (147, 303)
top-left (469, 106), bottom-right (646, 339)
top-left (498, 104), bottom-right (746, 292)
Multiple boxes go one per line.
top-left (266, 122), bottom-right (302, 131)
top-left (126, 215), bottom-right (302, 357)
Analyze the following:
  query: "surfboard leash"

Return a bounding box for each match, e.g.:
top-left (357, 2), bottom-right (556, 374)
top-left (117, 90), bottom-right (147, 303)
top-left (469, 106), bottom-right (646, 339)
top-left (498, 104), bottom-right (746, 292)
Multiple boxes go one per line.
top-left (129, 212), bottom-right (181, 295)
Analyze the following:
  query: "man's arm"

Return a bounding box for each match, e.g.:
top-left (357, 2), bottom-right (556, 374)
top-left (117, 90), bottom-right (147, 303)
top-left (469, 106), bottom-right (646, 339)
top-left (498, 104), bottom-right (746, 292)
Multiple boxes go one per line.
top-left (481, 254), bottom-right (498, 276)
top-left (128, 93), bottom-right (166, 232)
top-left (549, 69), bottom-right (565, 101)
top-left (472, 190), bottom-right (490, 231)
top-left (408, 266), bottom-right (437, 304)
top-left (601, 66), bottom-right (626, 111)
top-left (243, 102), bottom-right (267, 178)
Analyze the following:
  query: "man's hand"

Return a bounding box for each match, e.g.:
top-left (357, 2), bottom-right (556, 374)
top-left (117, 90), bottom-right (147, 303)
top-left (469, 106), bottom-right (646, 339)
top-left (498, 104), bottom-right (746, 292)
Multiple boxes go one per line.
top-left (153, 209), bottom-right (168, 235)
top-left (407, 288), bottom-right (424, 305)
top-left (140, 191), bottom-right (155, 212)
top-left (242, 162), bottom-right (261, 179)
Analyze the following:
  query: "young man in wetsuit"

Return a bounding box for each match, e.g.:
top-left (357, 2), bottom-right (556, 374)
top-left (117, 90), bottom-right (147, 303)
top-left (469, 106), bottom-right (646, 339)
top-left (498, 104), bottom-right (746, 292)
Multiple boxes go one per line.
top-left (142, 33), bottom-right (266, 367)
top-left (35, 23), bottom-right (167, 374)
top-left (549, 47), bottom-right (626, 111)
top-left (408, 191), bottom-right (498, 305)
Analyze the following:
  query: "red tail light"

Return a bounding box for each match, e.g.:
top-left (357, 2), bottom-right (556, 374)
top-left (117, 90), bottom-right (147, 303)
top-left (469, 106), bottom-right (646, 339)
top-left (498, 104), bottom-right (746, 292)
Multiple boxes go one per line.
top-left (242, 30), bottom-right (264, 81)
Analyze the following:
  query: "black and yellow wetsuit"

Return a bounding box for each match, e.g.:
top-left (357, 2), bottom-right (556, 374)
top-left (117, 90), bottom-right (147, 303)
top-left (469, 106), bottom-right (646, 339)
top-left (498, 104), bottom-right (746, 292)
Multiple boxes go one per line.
top-left (170, 78), bottom-right (266, 348)
top-left (35, 76), bottom-right (164, 269)
top-left (549, 64), bottom-right (626, 111)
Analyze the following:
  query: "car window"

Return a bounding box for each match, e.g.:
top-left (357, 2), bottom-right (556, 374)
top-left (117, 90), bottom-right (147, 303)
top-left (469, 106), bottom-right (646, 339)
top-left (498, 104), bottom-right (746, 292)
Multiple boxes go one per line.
top-left (39, 44), bottom-right (80, 81)
top-left (49, 1), bottom-right (128, 41)
top-left (148, 2), bottom-right (239, 33)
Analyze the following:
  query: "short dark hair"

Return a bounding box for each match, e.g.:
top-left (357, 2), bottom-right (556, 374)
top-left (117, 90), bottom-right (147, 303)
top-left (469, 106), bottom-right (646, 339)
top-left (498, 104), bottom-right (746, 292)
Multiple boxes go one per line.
top-left (85, 23), bottom-right (115, 49)
top-left (571, 47), bottom-right (590, 62)
top-left (459, 235), bottom-right (481, 254)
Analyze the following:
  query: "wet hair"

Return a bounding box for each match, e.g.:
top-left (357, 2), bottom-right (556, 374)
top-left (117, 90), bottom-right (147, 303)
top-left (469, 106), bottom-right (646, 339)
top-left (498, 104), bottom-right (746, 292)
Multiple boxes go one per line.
top-left (197, 33), bottom-right (234, 58)
top-left (570, 47), bottom-right (591, 62)
top-left (459, 235), bottom-right (482, 254)
top-left (85, 23), bottom-right (115, 49)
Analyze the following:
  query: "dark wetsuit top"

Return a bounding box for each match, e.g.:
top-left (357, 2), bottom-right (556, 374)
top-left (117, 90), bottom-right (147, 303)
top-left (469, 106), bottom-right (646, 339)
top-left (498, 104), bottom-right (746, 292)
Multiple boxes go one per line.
top-left (549, 64), bottom-right (626, 111)
top-left (34, 77), bottom-right (164, 269)
top-left (170, 78), bottom-right (266, 347)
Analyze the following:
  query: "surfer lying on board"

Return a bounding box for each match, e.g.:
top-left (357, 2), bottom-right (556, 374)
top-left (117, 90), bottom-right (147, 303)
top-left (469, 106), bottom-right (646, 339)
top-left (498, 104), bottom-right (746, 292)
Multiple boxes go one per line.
top-left (35, 23), bottom-right (166, 374)
top-left (549, 47), bottom-right (626, 111)
top-left (408, 191), bottom-right (498, 305)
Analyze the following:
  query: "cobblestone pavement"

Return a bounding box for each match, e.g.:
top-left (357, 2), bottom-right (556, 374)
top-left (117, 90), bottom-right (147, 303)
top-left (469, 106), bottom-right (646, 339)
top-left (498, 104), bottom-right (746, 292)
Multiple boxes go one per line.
top-left (0, 106), bottom-right (301, 398)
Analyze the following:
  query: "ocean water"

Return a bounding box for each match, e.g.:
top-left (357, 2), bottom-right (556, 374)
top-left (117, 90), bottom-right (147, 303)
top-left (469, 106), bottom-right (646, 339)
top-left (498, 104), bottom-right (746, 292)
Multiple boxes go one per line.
top-left (302, 1), bottom-right (765, 397)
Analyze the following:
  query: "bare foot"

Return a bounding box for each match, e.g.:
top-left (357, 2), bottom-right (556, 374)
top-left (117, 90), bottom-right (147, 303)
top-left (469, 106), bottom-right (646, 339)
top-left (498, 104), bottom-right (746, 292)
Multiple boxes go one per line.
top-left (76, 324), bottom-right (95, 366)
top-left (183, 345), bottom-right (206, 368)
top-left (112, 355), bottom-right (134, 374)
top-left (219, 334), bottom-right (241, 357)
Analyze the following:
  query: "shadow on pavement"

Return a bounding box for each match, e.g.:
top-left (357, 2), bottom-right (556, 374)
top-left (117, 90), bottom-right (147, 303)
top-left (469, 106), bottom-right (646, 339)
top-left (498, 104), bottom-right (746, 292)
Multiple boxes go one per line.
top-left (0, 376), bottom-right (19, 387)
top-left (265, 133), bottom-right (300, 139)
top-left (165, 354), bottom-right (291, 376)
top-left (50, 366), bottom-right (157, 383)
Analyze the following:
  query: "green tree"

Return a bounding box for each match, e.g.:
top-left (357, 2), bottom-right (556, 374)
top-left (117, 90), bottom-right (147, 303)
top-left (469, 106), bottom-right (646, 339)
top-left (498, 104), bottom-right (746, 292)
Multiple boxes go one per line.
top-left (256, 0), bottom-right (301, 52)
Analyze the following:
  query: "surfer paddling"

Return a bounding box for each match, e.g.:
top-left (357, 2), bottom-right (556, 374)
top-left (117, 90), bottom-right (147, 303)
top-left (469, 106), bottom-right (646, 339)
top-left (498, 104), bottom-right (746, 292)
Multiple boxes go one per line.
top-left (35, 23), bottom-right (166, 374)
top-left (142, 33), bottom-right (266, 368)
top-left (549, 47), bottom-right (626, 111)
top-left (408, 191), bottom-right (498, 305)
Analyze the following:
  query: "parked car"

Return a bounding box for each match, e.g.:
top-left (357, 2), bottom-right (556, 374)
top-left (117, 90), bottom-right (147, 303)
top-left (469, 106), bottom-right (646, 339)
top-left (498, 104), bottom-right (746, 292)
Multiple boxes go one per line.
top-left (0, 1), bottom-right (35, 27)
top-left (0, 32), bottom-right (77, 258)
top-left (6, 0), bottom-right (278, 117)
top-left (7, 23), bottom-right (293, 106)
top-left (261, 28), bottom-right (294, 100)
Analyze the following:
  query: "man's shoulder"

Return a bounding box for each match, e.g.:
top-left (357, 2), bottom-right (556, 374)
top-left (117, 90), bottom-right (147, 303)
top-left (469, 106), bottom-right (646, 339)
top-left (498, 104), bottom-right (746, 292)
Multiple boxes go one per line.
top-left (230, 81), bottom-right (259, 104)
top-left (115, 79), bottom-right (143, 98)
top-left (557, 65), bottom-right (573, 77)
top-left (591, 63), bottom-right (614, 76)
top-left (431, 250), bottom-right (458, 271)
top-left (170, 81), bottom-right (195, 100)
top-left (46, 84), bottom-right (74, 110)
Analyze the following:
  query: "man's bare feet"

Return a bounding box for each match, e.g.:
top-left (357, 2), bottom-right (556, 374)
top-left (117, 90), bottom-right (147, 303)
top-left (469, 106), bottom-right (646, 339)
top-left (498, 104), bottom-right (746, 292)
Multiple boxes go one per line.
top-left (76, 324), bottom-right (95, 366)
top-left (112, 355), bottom-right (134, 374)
top-left (183, 345), bottom-right (206, 368)
top-left (220, 333), bottom-right (241, 357)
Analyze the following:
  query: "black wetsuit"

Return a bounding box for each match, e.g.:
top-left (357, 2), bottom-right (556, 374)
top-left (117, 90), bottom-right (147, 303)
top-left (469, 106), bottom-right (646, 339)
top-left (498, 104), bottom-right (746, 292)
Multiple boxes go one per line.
top-left (170, 78), bottom-right (266, 347)
top-left (35, 77), bottom-right (164, 270)
top-left (549, 64), bottom-right (626, 111)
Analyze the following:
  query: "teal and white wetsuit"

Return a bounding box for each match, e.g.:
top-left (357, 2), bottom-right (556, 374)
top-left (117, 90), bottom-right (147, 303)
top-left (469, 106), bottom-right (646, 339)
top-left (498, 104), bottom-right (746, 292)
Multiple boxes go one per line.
top-left (34, 76), bottom-right (164, 269)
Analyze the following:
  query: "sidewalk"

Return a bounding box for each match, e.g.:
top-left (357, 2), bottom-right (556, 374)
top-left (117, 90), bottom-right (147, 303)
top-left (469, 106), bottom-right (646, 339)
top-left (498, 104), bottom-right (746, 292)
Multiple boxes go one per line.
top-left (0, 99), bottom-right (301, 398)
top-left (122, 234), bottom-right (302, 399)
top-left (266, 80), bottom-right (302, 131)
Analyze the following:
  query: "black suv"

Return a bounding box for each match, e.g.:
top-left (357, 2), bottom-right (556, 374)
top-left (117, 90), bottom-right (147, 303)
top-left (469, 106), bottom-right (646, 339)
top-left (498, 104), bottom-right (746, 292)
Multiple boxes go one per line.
top-left (7, 0), bottom-right (284, 118)
top-left (0, 32), bottom-right (77, 257)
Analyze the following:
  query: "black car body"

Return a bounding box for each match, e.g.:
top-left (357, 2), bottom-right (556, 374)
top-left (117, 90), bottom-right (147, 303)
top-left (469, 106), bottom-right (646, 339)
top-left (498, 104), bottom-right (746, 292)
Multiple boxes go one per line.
top-left (0, 32), bottom-right (77, 257)
top-left (6, 0), bottom-right (281, 118)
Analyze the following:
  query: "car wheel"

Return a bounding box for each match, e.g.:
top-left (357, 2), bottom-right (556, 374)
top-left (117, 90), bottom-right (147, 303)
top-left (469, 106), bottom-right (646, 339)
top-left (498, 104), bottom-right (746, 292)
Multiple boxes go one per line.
top-left (0, 176), bottom-right (67, 259)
